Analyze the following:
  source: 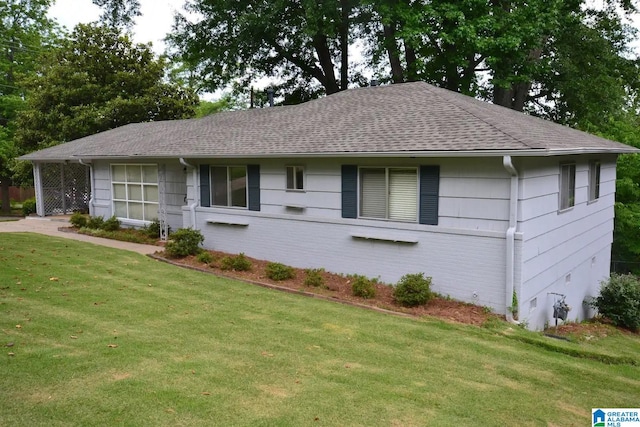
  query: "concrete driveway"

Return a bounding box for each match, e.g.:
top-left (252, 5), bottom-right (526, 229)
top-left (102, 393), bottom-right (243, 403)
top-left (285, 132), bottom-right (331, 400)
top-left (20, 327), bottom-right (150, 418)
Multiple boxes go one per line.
top-left (0, 216), bottom-right (160, 255)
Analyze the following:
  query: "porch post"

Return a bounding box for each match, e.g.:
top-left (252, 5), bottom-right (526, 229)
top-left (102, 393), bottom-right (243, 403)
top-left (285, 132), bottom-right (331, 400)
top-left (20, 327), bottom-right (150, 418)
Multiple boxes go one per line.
top-left (33, 163), bottom-right (45, 217)
top-left (158, 164), bottom-right (168, 241)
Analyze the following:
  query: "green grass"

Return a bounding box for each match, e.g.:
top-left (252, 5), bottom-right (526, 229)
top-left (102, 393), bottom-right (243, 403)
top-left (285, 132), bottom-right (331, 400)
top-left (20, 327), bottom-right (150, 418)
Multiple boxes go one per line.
top-left (1, 233), bottom-right (639, 426)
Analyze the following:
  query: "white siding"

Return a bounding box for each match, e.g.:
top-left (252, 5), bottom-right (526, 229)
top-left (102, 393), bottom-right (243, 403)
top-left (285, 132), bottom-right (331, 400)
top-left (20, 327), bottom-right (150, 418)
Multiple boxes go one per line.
top-left (517, 156), bottom-right (616, 329)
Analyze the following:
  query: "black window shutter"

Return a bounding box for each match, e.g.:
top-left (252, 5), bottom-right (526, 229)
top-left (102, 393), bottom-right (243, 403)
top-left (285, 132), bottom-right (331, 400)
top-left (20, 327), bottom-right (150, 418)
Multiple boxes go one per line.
top-left (419, 165), bottom-right (439, 225)
top-left (200, 164), bottom-right (210, 207)
top-left (342, 165), bottom-right (358, 219)
top-left (247, 164), bottom-right (260, 211)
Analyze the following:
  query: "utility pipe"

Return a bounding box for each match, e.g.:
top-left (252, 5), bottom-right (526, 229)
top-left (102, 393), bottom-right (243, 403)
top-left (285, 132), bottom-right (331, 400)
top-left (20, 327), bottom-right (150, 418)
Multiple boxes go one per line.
top-left (503, 156), bottom-right (520, 325)
top-left (179, 158), bottom-right (198, 228)
top-left (78, 159), bottom-right (94, 216)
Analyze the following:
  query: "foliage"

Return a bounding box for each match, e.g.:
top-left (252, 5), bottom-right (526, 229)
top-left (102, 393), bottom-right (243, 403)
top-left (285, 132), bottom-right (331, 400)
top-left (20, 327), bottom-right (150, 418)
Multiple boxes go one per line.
top-left (0, 0), bottom-right (57, 211)
top-left (86, 216), bottom-right (105, 230)
top-left (393, 273), bottom-right (433, 307)
top-left (350, 274), bottom-right (377, 299)
top-left (304, 268), bottom-right (325, 288)
top-left (591, 274), bottom-right (640, 331)
top-left (69, 212), bottom-right (88, 228)
top-left (101, 215), bottom-right (120, 232)
top-left (265, 262), bottom-right (295, 281)
top-left (219, 253), bottom-right (252, 271)
top-left (164, 228), bottom-right (204, 258)
top-left (21, 197), bottom-right (36, 216)
top-left (16, 24), bottom-right (198, 153)
top-left (196, 251), bottom-right (213, 264)
top-left (77, 227), bottom-right (157, 244)
top-left (141, 218), bottom-right (169, 239)
top-left (91, 0), bottom-right (141, 29)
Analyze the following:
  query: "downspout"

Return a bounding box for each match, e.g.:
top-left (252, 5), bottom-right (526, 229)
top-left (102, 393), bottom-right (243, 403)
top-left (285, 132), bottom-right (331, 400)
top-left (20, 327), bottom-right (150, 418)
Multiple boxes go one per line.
top-left (78, 159), bottom-right (94, 216)
top-left (503, 156), bottom-right (520, 325)
top-left (179, 158), bottom-right (197, 228)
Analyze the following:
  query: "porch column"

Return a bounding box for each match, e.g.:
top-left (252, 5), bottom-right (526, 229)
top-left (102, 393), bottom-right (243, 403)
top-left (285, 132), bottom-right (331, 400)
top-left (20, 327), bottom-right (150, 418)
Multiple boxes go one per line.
top-left (33, 163), bottom-right (45, 217)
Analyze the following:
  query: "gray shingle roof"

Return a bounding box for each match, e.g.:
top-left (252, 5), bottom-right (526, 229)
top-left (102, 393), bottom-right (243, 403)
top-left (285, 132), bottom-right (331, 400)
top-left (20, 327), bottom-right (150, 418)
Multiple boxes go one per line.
top-left (20, 81), bottom-right (638, 161)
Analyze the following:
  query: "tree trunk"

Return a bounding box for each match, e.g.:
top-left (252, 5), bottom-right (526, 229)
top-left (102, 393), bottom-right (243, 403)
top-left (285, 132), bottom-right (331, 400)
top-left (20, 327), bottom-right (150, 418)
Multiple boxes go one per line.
top-left (340, 0), bottom-right (349, 90)
top-left (404, 42), bottom-right (418, 82)
top-left (383, 24), bottom-right (404, 83)
top-left (312, 34), bottom-right (340, 94)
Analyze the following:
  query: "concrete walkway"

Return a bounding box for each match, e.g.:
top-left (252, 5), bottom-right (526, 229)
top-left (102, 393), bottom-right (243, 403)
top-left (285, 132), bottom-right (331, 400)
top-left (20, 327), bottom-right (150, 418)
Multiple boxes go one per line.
top-left (0, 216), bottom-right (160, 255)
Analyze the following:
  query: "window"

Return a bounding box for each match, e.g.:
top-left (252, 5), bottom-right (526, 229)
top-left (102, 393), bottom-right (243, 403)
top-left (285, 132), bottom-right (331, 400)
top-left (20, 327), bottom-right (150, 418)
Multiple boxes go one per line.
top-left (111, 164), bottom-right (158, 221)
top-left (342, 165), bottom-right (438, 225)
top-left (359, 167), bottom-right (418, 221)
top-left (286, 166), bottom-right (304, 190)
top-left (211, 166), bottom-right (247, 208)
top-left (589, 161), bottom-right (601, 202)
top-left (559, 163), bottom-right (576, 210)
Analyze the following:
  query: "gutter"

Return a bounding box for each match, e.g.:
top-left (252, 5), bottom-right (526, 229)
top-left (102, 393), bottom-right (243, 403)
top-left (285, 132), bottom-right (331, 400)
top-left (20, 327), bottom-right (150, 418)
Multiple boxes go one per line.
top-left (179, 158), bottom-right (197, 228)
top-left (78, 159), bottom-right (94, 216)
top-left (19, 146), bottom-right (639, 163)
top-left (502, 156), bottom-right (520, 325)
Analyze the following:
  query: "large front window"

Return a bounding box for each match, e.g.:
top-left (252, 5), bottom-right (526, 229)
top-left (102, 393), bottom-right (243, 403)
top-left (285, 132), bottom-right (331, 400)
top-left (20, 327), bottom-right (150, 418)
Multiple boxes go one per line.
top-left (111, 164), bottom-right (158, 221)
top-left (359, 167), bottom-right (418, 221)
top-left (212, 166), bottom-right (247, 207)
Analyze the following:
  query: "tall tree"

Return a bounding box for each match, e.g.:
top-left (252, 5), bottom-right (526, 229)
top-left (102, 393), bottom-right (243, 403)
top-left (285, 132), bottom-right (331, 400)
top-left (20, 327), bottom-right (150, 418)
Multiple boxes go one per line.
top-left (16, 24), bottom-right (198, 153)
top-left (0, 0), bottom-right (56, 213)
top-left (168, 0), bottom-right (354, 100)
top-left (91, 0), bottom-right (141, 29)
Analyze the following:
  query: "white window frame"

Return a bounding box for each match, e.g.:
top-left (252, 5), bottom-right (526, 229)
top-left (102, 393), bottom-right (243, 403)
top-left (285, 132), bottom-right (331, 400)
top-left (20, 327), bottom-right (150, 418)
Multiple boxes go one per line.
top-left (286, 166), bottom-right (305, 191)
top-left (210, 166), bottom-right (248, 208)
top-left (358, 167), bottom-right (418, 222)
top-left (589, 160), bottom-right (601, 202)
top-left (559, 163), bottom-right (576, 211)
top-left (111, 163), bottom-right (158, 222)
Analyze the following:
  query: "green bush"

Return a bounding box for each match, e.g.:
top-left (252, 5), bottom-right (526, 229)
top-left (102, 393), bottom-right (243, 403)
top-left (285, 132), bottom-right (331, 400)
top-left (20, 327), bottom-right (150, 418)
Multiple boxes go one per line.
top-left (304, 268), bottom-right (325, 287)
top-left (86, 216), bottom-right (105, 229)
top-left (394, 273), bottom-right (433, 307)
top-left (164, 228), bottom-right (204, 258)
top-left (143, 218), bottom-right (170, 239)
top-left (196, 251), bottom-right (213, 264)
top-left (69, 212), bottom-right (88, 228)
top-left (265, 262), bottom-right (295, 281)
top-left (351, 275), bottom-right (377, 299)
top-left (591, 274), bottom-right (640, 331)
top-left (22, 198), bottom-right (36, 216)
top-left (220, 253), bottom-right (252, 271)
top-left (102, 215), bottom-right (121, 232)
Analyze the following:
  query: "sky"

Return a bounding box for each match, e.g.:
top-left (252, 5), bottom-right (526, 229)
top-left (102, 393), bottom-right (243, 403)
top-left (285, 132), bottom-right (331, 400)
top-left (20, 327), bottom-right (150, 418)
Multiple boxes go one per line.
top-left (48, 0), bottom-right (186, 54)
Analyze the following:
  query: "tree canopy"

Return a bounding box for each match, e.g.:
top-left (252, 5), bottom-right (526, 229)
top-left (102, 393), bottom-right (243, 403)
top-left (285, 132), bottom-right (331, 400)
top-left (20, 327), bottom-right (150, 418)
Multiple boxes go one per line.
top-left (16, 24), bottom-right (198, 153)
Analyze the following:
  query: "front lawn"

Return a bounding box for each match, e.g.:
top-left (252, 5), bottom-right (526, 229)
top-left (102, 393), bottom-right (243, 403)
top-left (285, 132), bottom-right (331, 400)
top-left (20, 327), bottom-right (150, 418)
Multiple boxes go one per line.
top-left (1, 233), bottom-right (638, 426)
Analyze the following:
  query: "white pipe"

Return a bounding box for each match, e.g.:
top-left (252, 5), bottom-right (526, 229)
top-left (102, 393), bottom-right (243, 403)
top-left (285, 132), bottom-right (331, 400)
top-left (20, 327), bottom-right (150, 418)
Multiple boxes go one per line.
top-left (503, 156), bottom-right (520, 325)
top-left (78, 159), bottom-right (94, 216)
top-left (179, 157), bottom-right (197, 228)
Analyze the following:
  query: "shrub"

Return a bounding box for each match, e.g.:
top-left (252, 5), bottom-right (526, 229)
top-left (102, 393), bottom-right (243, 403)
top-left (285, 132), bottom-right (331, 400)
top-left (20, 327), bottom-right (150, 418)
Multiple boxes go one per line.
top-left (86, 216), bottom-right (105, 229)
top-left (220, 253), bottom-right (252, 271)
top-left (351, 275), bottom-right (377, 299)
top-left (394, 273), bottom-right (433, 307)
top-left (22, 198), bottom-right (36, 216)
top-left (102, 215), bottom-right (121, 232)
top-left (69, 212), bottom-right (88, 228)
top-left (143, 218), bottom-right (170, 239)
top-left (196, 251), bottom-right (213, 264)
top-left (265, 262), bottom-right (295, 281)
top-left (164, 228), bottom-right (204, 258)
top-left (304, 268), bottom-right (325, 287)
top-left (591, 274), bottom-right (640, 331)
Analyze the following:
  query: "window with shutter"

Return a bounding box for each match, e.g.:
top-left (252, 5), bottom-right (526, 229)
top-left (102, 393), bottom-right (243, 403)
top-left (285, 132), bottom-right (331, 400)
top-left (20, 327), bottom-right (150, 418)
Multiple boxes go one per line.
top-left (359, 167), bottom-right (418, 221)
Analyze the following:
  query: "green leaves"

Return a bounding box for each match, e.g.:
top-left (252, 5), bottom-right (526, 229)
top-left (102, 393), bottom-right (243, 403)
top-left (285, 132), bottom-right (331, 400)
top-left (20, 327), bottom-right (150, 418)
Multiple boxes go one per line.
top-left (15, 24), bottom-right (198, 151)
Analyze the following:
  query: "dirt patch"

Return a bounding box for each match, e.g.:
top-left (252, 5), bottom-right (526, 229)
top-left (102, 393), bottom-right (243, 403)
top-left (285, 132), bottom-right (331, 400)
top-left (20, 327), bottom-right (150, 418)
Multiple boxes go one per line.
top-left (545, 319), bottom-right (637, 340)
top-left (155, 250), bottom-right (499, 327)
